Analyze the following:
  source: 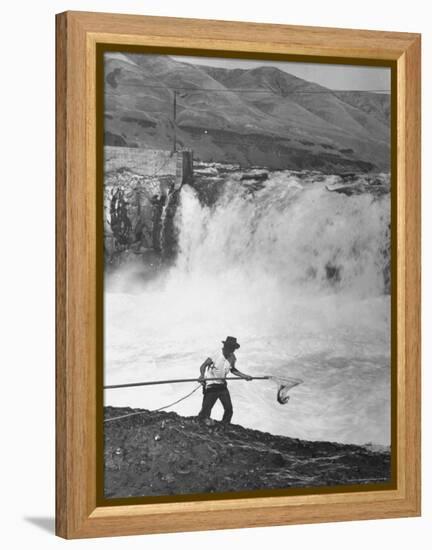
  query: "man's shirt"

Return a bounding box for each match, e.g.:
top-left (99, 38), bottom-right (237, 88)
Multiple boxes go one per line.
top-left (204, 351), bottom-right (235, 386)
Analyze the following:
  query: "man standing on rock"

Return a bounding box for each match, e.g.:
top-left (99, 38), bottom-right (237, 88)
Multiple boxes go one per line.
top-left (197, 336), bottom-right (253, 425)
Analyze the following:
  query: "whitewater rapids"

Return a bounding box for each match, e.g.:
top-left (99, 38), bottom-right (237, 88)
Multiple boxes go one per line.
top-left (104, 170), bottom-right (391, 446)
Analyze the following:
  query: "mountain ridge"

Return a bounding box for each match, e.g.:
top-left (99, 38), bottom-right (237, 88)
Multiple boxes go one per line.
top-left (104, 54), bottom-right (390, 172)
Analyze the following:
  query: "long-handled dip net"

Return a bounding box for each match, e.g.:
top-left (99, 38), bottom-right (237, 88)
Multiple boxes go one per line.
top-left (104, 375), bottom-right (303, 422)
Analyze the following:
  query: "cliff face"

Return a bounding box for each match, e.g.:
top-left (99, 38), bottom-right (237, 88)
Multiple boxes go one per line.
top-left (104, 169), bottom-right (177, 267)
top-left (104, 147), bottom-right (192, 267)
top-left (104, 407), bottom-right (391, 499)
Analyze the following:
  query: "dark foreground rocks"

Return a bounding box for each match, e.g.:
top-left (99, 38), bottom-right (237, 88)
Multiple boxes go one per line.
top-left (104, 407), bottom-right (391, 499)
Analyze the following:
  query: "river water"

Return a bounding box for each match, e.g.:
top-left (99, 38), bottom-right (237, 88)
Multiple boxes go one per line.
top-left (104, 169), bottom-right (391, 446)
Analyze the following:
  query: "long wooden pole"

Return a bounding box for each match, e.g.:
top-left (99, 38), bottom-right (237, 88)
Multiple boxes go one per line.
top-left (104, 376), bottom-right (270, 390)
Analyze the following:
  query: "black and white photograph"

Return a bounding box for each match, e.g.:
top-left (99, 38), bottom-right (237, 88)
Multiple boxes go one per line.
top-left (102, 51), bottom-right (393, 500)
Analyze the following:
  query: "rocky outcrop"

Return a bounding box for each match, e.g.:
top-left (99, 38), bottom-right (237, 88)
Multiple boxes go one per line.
top-left (104, 147), bottom-right (192, 268)
top-left (104, 406), bottom-right (391, 499)
top-left (104, 169), bottom-right (175, 267)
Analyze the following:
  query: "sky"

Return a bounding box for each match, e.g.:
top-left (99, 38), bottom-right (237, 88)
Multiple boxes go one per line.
top-left (172, 55), bottom-right (391, 92)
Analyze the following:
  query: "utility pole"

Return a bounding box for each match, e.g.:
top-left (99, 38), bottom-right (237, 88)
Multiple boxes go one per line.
top-left (172, 90), bottom-right (177, 153)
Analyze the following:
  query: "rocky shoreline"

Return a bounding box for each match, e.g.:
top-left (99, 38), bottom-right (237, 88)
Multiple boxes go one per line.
top-left (104, 406), bottom-right (391, 499)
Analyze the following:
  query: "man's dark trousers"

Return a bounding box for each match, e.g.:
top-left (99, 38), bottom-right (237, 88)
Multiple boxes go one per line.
top-left (198, 384), bottom-right (233, 423)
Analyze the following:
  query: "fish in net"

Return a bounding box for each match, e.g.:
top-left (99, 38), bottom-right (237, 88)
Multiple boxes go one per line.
top-left (266, 376), bottom-right (303, 404)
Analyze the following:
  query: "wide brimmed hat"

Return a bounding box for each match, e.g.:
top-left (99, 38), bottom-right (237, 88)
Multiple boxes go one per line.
top-left (222, 336), bottom-right (240, 350)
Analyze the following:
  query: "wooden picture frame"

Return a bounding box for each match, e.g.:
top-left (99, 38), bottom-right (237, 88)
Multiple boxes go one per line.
top-left (56, 10), bottom-right (421, 539)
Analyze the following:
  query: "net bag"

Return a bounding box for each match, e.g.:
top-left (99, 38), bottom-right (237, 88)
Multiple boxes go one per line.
top-left (268, 376), bottom-right (303, 405)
